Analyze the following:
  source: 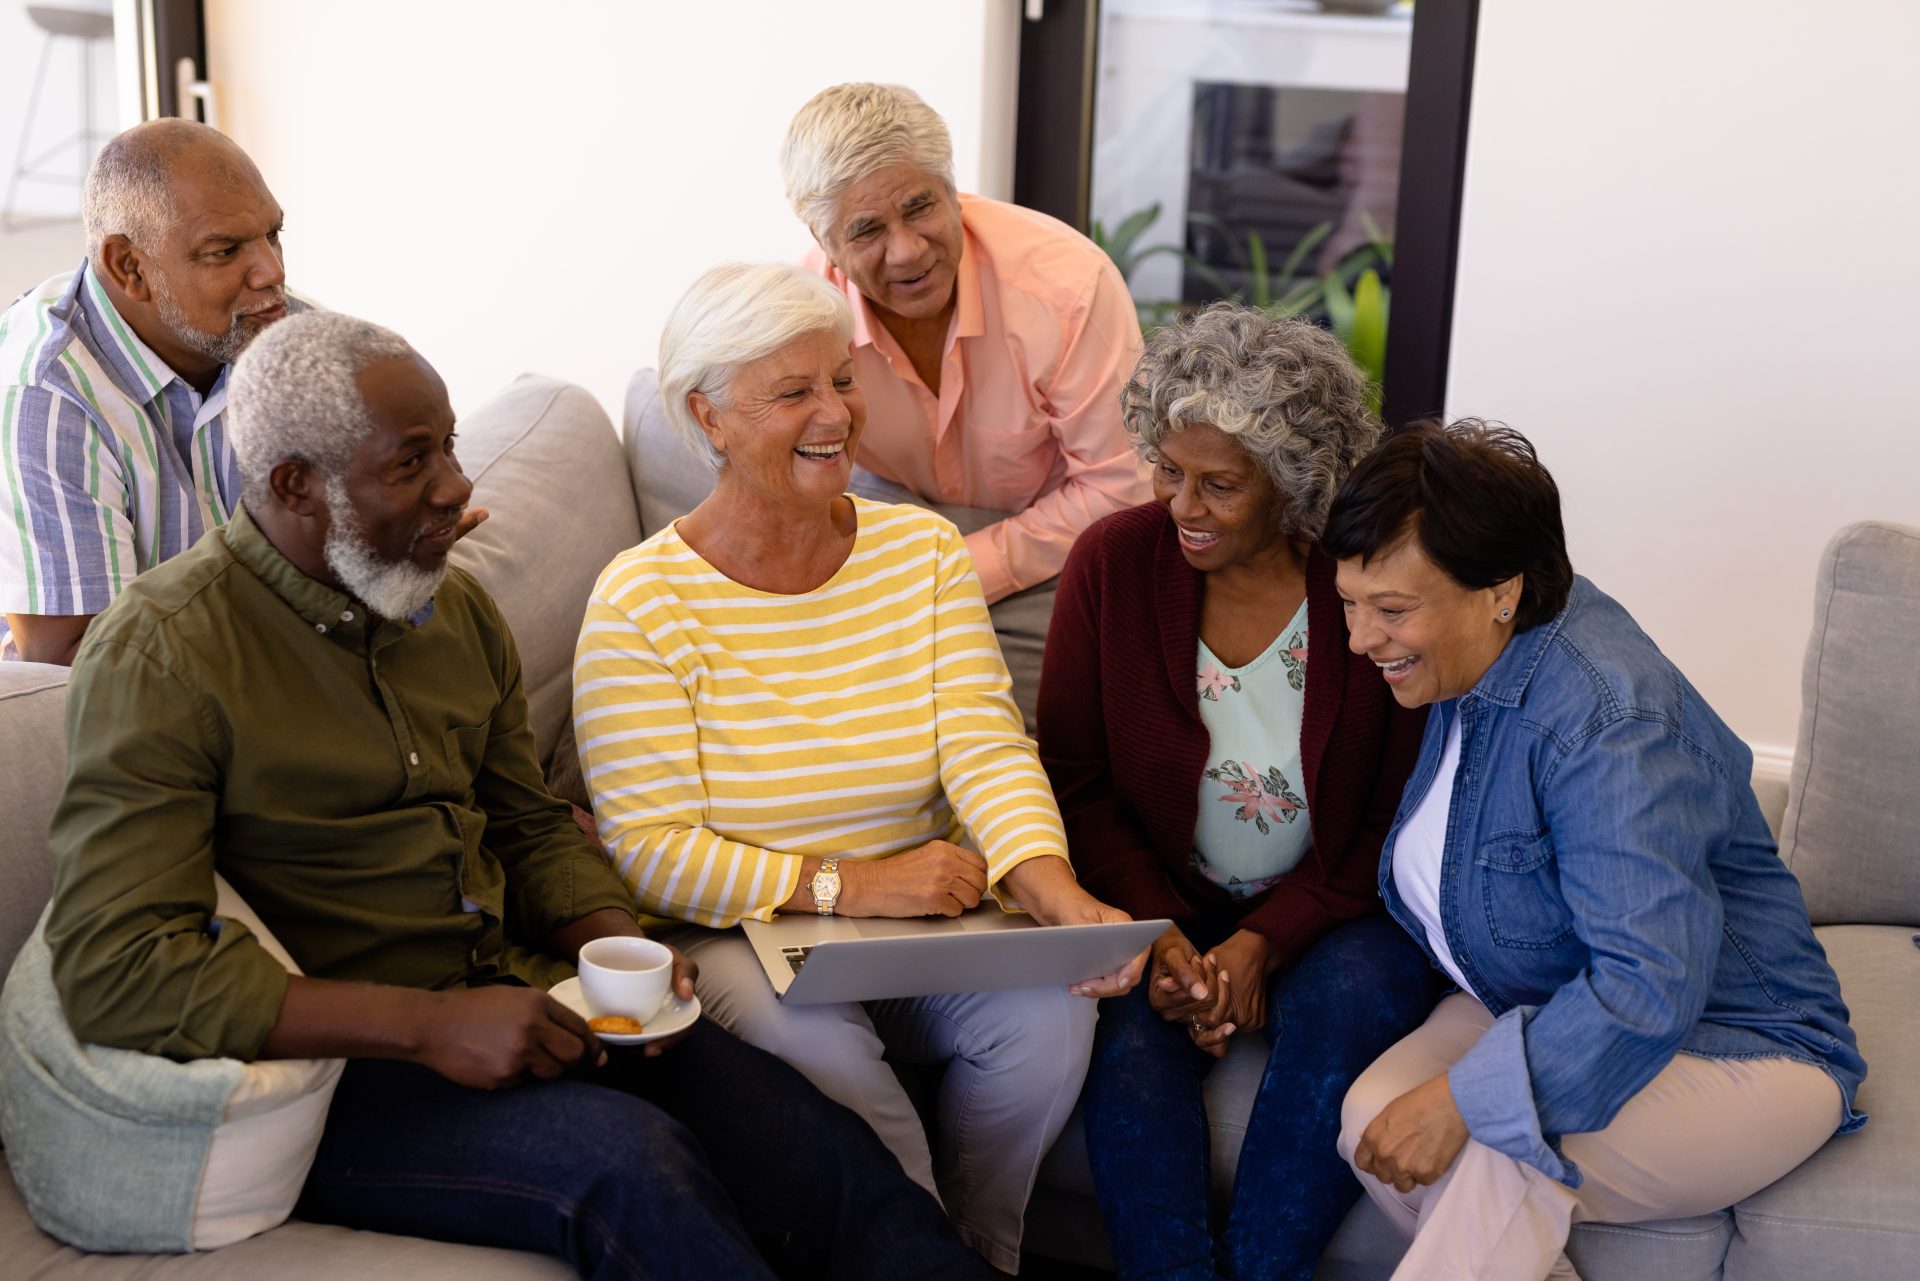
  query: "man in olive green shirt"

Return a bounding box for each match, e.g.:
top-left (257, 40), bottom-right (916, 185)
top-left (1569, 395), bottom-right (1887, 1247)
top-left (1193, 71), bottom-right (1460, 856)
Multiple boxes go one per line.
top-left (41, 311), bottom-right (985, 1281)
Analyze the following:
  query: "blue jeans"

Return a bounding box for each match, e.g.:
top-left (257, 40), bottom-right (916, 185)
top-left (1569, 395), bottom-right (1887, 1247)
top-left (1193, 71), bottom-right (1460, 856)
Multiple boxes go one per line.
top-left (1083, 914), bottom-right (1438, 1281)
top-left (294, 1019), bottom-right (988, 1281)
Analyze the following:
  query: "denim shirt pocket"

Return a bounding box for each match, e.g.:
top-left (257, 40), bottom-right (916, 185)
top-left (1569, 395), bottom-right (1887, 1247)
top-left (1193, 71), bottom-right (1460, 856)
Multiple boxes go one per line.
top-left (1473, 829), bottom-right (1577, 949)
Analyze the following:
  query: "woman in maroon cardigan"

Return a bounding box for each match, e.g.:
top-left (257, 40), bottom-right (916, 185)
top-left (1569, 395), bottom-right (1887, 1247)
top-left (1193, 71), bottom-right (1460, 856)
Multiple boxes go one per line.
top-left (1037, 304), bottom-right (1437, 1281)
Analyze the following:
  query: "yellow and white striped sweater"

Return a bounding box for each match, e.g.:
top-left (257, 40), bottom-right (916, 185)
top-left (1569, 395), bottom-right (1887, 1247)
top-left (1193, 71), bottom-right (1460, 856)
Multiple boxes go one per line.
top-left (573, 498), bottom-right (1068, 928)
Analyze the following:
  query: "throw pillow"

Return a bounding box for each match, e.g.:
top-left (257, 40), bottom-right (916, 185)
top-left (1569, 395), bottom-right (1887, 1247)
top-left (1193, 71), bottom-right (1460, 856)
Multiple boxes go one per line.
top-left (0, 874), bottom-right (343, 1252)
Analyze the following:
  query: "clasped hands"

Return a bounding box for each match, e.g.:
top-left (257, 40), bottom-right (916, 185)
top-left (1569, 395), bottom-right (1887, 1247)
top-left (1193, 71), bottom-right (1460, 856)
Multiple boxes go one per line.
top-left (1145, 925), bottom-right (1280, 1057)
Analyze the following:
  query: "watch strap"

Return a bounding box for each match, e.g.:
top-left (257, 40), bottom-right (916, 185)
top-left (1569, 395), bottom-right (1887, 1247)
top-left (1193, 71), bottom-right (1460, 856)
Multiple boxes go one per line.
top-left (813, 857), bottom-right (841, 916)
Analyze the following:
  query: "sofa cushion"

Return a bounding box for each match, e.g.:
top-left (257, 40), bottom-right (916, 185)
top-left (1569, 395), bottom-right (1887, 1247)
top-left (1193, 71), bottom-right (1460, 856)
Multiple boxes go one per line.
top-left (1565, 1212), bottom-right (1735, 1281)
top-left (0, 1153), bottom-right (571, 1279)
top-left (450, 376), bottom-right (640, 774)
top-left (0, 663), bottom-right (67, 978)
top-left (1724, 924), bottom-right (1920, 1280)
top-left (1, 878), bottom-right (343, 1252)
top-left (1780, 522), bottom-right (1920, 926)
top-left (624, 368), bottom-right (717, 537)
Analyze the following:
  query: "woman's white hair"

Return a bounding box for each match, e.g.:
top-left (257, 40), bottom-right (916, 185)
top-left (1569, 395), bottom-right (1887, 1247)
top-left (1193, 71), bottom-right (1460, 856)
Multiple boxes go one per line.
top-left (780, 82), bottom-right (955, 244)
top-left (228, 311), bottom-right (414, 507)
top-left (658, 262), bottom-right (854, 472)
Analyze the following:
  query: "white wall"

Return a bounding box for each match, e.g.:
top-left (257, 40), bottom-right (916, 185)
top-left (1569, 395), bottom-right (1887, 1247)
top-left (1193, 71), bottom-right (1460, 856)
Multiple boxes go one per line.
top-left (204, 0), bottom-right (1916, 761)
top-left (1448, 0), bottom-right (1920, 764)
top-left (202, 0), bottom-right (1020, 421)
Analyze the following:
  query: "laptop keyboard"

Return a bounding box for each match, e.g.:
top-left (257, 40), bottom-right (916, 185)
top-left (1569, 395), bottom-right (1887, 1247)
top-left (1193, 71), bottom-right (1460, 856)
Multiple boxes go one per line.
top-left (782, 945), bottom-right (814, 975)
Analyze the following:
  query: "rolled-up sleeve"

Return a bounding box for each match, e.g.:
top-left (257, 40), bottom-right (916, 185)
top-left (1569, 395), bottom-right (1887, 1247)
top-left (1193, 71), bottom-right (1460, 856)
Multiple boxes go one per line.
top-left (44, 639), bottom-right (289, 1060)
top-left (966, 261), bottom-right (1147, 602)
top-left (1447, 712), bottom-right (1725, 1186)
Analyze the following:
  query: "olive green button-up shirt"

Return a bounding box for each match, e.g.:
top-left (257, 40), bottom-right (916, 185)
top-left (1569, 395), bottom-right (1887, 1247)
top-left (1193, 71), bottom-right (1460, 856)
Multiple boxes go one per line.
top-left (45, 505), bottom-right (637, 1061)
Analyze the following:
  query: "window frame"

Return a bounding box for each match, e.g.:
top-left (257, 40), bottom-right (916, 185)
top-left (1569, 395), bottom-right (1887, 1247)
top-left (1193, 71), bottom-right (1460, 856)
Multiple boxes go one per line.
top-left (1012, 0), bottom-right (1482, 429)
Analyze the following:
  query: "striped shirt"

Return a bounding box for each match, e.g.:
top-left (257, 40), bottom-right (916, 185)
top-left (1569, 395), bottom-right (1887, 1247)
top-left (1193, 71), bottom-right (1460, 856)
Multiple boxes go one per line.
top-left (0, 262), bottom-right (304, 636)
top-left (573, 498), bottom-right (1069, 928)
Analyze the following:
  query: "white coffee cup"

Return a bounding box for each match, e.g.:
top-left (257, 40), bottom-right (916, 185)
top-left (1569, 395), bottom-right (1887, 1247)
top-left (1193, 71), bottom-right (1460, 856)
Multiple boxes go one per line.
top-left (577, 937), bottom-right (673, 1022)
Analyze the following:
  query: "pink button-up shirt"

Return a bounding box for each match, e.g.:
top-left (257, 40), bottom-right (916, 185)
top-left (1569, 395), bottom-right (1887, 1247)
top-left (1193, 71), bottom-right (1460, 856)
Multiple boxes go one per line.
top-left (802, 194), bottom-right (1148, 603)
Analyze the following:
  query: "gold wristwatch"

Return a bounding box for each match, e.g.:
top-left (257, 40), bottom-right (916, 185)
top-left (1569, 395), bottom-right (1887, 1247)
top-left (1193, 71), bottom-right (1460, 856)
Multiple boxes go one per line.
top-left (811, 858), bottom-right (842, 916)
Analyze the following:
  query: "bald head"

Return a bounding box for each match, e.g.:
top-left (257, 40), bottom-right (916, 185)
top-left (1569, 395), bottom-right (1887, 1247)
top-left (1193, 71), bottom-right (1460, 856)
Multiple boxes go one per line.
top-left (82, 119), bottom-right (264, 256)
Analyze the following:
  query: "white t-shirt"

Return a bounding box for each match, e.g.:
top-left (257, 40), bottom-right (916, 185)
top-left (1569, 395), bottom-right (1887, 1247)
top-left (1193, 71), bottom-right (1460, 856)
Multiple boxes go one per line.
top-left (1390, 710), bottom-right (1478, 999)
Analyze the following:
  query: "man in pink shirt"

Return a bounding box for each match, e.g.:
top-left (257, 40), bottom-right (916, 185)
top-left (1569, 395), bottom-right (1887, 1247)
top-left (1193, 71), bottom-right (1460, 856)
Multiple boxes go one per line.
top-left (781, 82), bottom-right (1148, 719)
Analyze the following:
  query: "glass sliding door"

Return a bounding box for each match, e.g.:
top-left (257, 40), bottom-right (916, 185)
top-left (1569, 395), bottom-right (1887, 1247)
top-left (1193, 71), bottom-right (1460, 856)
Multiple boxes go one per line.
top-left (1015, 0), bottom-right (1478, 426)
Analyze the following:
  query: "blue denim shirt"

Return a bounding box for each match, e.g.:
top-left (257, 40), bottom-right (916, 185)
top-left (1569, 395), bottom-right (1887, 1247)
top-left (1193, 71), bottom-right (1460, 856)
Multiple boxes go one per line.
top-left (1379, 578), bottom-right (1866, 1187)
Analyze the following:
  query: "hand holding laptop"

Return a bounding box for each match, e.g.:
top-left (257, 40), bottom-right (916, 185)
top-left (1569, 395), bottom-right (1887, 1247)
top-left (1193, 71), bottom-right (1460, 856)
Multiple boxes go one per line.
top-left (996, 854), bottom-right (1149, 999)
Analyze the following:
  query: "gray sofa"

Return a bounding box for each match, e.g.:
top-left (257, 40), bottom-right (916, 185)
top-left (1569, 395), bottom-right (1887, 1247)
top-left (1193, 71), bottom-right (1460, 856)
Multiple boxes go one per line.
top-left (0, 375), bottom-right (1912, 1279)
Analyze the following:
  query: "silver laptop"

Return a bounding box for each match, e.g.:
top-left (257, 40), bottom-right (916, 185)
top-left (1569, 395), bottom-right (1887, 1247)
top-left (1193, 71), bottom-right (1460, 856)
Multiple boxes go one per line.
top-left (741, 908), bottom-right (1170, 1005)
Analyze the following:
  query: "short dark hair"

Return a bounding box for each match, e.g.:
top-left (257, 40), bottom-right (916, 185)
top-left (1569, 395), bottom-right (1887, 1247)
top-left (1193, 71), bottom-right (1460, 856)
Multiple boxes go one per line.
top-left (1321, 419), bottom-right (1574, 631)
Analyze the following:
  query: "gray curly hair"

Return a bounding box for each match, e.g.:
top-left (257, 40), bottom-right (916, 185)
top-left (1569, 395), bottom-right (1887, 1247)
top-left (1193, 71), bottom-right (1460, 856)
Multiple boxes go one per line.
top-left (780, 82), bottom-right (955, 245)
top-left (1123, 303), bottom-right (1381, 541)
top-left (228, 311), bottom-right (414, 508)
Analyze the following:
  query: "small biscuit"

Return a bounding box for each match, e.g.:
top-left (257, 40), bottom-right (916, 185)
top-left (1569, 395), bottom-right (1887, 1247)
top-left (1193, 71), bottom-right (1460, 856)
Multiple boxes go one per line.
top-left (588, 1015), bottom-right (646, 1035)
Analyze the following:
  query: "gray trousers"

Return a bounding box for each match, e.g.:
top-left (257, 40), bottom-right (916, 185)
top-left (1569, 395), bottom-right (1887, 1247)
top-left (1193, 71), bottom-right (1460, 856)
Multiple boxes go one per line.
top-left (664, 926), bottom-right (1096, 1274)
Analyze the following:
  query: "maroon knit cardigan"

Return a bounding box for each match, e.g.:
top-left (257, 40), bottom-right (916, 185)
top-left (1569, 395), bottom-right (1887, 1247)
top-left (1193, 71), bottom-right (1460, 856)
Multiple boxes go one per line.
top-left (1036, 502), bottom-right (1428, 966)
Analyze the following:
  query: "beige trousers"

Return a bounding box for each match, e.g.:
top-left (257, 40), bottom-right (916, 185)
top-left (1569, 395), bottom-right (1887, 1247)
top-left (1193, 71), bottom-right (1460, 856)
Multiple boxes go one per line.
top-left (1338, 993), bottom-right (1842, 1281)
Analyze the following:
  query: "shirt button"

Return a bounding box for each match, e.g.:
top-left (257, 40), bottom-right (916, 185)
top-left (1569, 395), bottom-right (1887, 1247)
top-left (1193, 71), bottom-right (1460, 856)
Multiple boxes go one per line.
top-left (341, 610), bottom-right (354, 621)
top-left (314, 623), bottom-right (327, 634)
top-left (409, 751), bottom-right (420, 766)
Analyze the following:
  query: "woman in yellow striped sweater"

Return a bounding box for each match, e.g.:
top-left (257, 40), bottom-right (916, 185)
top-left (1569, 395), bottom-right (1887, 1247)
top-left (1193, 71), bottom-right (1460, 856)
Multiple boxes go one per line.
top-left (574, 262), bottom-right (1139, 1275)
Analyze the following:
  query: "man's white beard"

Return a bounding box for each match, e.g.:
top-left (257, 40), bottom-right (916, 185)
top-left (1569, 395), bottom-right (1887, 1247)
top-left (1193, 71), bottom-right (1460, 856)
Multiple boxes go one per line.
top-left (322, 476), bottom-right (448, 622)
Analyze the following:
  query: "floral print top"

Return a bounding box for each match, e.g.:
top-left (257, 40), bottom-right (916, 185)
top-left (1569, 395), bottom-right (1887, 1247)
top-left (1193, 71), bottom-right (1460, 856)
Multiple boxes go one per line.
top-left (1191, 600), bottom-right (1312, 898)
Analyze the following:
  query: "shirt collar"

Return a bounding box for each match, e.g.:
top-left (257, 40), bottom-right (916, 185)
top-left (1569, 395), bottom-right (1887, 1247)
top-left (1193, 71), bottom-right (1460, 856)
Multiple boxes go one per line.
top-left (951, 219), bottom-right (985, 341)
top-left (223, 504), bottom-right (387, 646)
top-left (75, 261), bottom-right (194, 407)
top-left (1468, 577), bottom-right (1588, 707)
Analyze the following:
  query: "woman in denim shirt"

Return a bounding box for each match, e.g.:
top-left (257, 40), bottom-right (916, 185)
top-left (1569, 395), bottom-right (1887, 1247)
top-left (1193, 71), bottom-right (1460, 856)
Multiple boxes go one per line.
top-left (1321, 421), bottom-right (1865, 1281)
top-left (1040, 306), bottom-right (1438, 1281)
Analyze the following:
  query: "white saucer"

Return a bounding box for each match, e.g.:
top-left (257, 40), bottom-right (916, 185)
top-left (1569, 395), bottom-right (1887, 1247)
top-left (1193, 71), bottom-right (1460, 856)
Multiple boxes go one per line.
top-left (548, 977), bottom-right (701, 1046)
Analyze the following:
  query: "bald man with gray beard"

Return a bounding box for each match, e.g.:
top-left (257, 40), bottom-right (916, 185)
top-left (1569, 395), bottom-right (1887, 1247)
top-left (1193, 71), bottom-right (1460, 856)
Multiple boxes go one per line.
top-left (0, 118), bottom-right (303, 665)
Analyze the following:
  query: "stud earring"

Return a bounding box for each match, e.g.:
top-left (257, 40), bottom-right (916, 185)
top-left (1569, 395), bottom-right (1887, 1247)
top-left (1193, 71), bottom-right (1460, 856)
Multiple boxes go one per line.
top-left (1499, 608), bottom-right (1512, 621)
